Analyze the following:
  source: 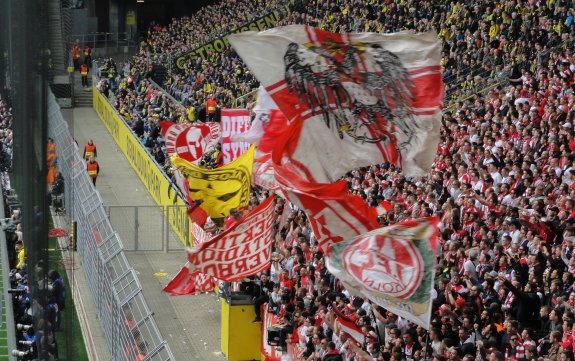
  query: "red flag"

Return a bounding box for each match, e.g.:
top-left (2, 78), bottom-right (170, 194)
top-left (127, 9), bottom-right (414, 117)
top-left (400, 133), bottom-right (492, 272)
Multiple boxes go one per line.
top-left (221, 108), bottom-right (251, 164)
top-left (163, 265), bottom-right (215, 296)
top-left (159, 121), bottom-right (175, 136)
top-left (278, 180), bottom-right (379, 253)
top-left (186, 197), bottom-right (276, 281)
top-left (252, 109), bottom-right (289, 193)
top-left (187, 201), bottom-right (208, 227)
top-left (258, 109), bottom-right (288, 153)
top-left (271, 124), bottom-right (379, 251)
top-left (376, 200), bottom-right (393, 215)
top-left (333, 307), bottom-right (364, 345)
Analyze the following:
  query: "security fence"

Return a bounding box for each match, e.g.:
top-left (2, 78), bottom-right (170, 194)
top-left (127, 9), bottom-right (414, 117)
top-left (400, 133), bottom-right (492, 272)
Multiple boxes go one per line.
top-left (104, 205), bottom-right (189, 252)
top-left (47, 91), bottom-right (174, 361)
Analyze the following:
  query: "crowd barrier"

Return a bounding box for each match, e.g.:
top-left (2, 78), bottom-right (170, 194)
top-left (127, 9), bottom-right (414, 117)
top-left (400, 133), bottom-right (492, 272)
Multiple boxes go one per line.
top-left (92, 89), bottom-right (192, 247)
top-left (48, 90), bottom-right (175, 360)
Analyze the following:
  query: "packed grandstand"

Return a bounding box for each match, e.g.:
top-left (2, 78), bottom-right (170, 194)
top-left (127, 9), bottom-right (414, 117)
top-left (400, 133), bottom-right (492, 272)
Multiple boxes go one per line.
top-left (6, 0), bottom-right (575, 360)
top-left (93, 0), bottom-right (575, 360)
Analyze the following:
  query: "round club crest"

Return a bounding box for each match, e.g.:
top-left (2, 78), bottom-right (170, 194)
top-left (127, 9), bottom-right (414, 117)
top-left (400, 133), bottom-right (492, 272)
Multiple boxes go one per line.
top-left (342, 233), bottom-right (423, 299)
top-left (165, 123), bottom-right (220, 162)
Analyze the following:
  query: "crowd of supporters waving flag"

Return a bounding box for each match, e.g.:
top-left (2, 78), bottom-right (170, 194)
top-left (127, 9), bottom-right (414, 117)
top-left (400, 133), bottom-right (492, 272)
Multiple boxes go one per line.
top-left (97, 0), bottom-right (575, 360)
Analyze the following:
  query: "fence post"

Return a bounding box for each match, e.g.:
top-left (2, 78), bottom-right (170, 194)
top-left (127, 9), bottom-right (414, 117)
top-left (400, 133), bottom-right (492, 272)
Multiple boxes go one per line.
top-left (162, 206), bottom-right (167, 253)
top-left (134, 206), bottom-right (139, 251)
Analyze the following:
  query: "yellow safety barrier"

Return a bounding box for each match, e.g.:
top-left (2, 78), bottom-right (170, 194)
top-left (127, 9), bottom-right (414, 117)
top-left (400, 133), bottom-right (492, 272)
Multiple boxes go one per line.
top-left (93, 89), bottom-right (191, 246)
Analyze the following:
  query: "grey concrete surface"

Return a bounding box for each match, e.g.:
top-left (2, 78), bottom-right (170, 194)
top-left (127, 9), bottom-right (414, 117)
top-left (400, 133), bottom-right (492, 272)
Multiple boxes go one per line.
top-left (61, 106), bottom-right (225, 361)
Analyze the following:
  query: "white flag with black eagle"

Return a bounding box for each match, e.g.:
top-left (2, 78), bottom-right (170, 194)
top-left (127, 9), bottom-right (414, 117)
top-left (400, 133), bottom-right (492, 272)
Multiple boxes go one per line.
top-left (229, 25), bottom-right (443, 180)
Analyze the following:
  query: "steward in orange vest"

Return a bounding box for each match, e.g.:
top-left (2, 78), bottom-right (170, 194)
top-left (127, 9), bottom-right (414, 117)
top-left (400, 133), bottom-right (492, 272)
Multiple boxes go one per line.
top-left (80, 64), bottom-right (89, 88)
top-left (72, 41), bottom-right (81, 70)
top-left (47, 137), bottom-right (57, 185)
top-left (86, 156), bottom-right (99, 186)
top-left (206, 97), bottom-right (217, 121)
top-left (83, 139), bottom-right (97, 160)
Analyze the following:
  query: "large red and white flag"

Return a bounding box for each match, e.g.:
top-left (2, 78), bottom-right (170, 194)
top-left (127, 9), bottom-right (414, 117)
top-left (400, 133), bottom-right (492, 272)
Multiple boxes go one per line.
top-left (186, 196), bottom-right (275, 281)
top-left (269, 115), bottom-right (380, 251)
top-left (221, 109), bottom-right (252, 164)
top-left (229, 25), bottom-right (443, 179)
top-left (161, 122), bottom-right (221, 163)
top-left (276, 175), bottom-right (379, 252)
top-left (231, 85), bottom-right (279, 145)
top-left (326, 217), bottom-right (439, 328)
top-left (251, 109), bottom-right (289, 193)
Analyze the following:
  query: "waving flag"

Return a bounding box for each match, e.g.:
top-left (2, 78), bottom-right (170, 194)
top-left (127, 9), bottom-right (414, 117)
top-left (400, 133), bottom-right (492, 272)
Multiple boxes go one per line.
top-left (171, 145), bottom-right (255, 218)
top-left (268, 110), bottom-right (379, 251)
top-left (252, 109), bottom-right (289, 193)
top-left (276, 173), bottom-right (379, 252)
top-left (231, 85), bottom-right (279, 145)
top-left (163, 265), bottom-right (216, 296)
top-left (187, 197), bottom-right (275, 281)
top-left (326, 217), bottom-right (438, 329)
top-left (161, 122), bottom-right (221, 163)
top-left (333, 307), bottom-right (364, 345)
top-left (229, 25), bottom-right (443, 179)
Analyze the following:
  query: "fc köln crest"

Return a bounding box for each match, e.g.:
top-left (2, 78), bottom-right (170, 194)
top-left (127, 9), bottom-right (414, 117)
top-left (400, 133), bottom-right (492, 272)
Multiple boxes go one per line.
top-left (342, 233), bottom-right (423, 298)
top-left (164, 123), bottom-right (221, 163)
top-left (326, 217), bottom-right (438, 328)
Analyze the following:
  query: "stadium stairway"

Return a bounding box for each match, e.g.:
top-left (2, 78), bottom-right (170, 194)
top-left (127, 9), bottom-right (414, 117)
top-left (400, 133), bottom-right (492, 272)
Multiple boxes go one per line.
top-left (47, 0), bottom-right (68, 77)
top-left (73, 74), bottom-right (93, 107)
top-left (151, 63), bottom-right (167, 86)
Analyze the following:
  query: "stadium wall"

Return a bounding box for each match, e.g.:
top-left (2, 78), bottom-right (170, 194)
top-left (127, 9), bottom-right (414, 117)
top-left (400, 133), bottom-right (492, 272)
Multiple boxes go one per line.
top-left (92, 88), bottom-right (191, 246)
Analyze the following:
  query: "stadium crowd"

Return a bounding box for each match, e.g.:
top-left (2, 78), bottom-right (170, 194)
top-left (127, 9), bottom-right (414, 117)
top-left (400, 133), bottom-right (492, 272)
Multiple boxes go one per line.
top-left (92, 0), bottom-right (575, 360)
top-left (0, 95), bottom-right (65, 359)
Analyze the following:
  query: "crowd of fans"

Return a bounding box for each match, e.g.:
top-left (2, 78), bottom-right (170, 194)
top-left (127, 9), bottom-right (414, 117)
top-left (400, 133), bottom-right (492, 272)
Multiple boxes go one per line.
top-left (93, 0), bottom-right (575, 360)
top-left (0, 95), bottom-right (66, 360)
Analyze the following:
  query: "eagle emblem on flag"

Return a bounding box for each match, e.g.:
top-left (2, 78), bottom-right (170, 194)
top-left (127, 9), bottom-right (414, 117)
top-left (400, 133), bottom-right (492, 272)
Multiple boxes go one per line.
top-left (284, 40), bottom-right (417, 147)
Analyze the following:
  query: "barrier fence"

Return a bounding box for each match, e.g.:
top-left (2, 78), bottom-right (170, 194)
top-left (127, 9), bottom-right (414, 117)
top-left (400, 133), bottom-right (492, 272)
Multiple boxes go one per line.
top-left (104, 205), bottom-right (189, 251)
top-left (92, 89), bottom-right (193, 248)
top-left (47, 90), bottom-right (175, 361)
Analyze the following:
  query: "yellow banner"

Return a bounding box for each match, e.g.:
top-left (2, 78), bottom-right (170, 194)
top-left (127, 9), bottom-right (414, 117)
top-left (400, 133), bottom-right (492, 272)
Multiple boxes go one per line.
top-left (172, 145), bottom-right (255, 219)
top-left (174, 6), bottom-right (290, 69)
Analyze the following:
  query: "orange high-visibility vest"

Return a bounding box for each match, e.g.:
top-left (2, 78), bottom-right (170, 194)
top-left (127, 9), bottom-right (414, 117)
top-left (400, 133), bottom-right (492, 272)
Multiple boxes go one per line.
top-left (72, 45), bottom-right (80, 60)
top-left (206, 99), bottom-right (217, 114)
top-left (87, 161), bottom-right (98, 178)
top-left (84, 47), bottom-right (91, 57)
top-left (81, 65), bottom-right (88, 77)
top-left (84, 144), bottom-right (96, 159)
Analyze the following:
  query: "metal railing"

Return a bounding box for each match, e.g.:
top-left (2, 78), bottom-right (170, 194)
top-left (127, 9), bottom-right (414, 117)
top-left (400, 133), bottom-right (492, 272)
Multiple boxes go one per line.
top-left (104, 205), bottom-right (188, 252)
top-left (60, 0), bottom-right (74, 72)
top-left (47, 90), bottom-right (175, 361)
top-left (68, 32), bottom-right (131, 51)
